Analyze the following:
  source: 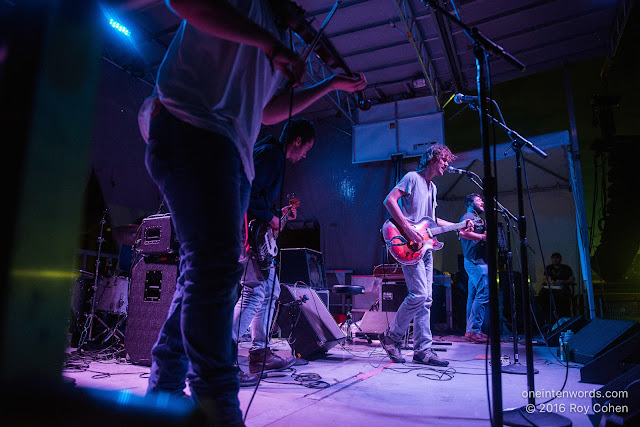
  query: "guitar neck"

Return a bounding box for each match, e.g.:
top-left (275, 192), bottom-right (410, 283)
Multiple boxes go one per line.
top-left (278, 204), bottom-right (299, 230)
top-left (430, 221), bottom-right (467, 236)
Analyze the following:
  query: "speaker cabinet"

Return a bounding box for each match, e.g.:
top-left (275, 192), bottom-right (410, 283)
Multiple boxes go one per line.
top-left (592, 363), bottom-right (640, 425)
top-left (138, 214), bottom-right (179, 255)
top-left (580, 332), bottom-right (640, 384)
top-left (276, 284), bottom-right (345, 359)
top-left (544, 315), bottom-right (589, 347)
top-left (125, 256), bottom-right (179, 366)
top-left (567, 318), bottom-right (640, 365)
top-left (380, 283), bottom-right (407, 312)
top-left (358, 311), bottom-right (397, 336)
top-left (279, 248), bottom-right (327, 290)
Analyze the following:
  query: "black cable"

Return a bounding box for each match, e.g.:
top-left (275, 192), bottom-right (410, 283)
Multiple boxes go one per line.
top-left (243, 28), bottom-right (297, 424)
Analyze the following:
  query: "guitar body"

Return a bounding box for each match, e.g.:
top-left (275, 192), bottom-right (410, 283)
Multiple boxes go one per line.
top-left (248, 220), bottom-right (278, 258)
top-left (247, 198), bottom-right (301, 273)
top-left (382, 217), bottom-right (443, 265)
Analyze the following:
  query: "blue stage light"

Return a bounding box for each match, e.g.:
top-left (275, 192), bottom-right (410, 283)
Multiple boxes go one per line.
top-left (109, 18), bottom-right (131, 37)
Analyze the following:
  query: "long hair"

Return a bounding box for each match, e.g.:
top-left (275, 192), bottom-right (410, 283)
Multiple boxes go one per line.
top-left (416, 144), bottom-right (456, 173)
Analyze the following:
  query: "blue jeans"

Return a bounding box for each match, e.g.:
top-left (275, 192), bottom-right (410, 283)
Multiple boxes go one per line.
top-left (465, 259), bottom-right (489, 334)
top-left (144, 106), bottom-right (249, 425)
top-left (387, 252), bottom-right (433, 352)
top-left (232, 260), bottom-right (280, 350)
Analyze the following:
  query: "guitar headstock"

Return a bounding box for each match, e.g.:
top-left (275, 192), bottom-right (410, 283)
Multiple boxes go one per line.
top-left (288, 197), bottom-right (301, 208)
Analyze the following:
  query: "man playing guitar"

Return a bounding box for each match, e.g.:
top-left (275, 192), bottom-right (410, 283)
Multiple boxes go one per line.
top-left (232, 118), bottom-right (315, 384)
top-left (380, 144), bottom-right (473, 366)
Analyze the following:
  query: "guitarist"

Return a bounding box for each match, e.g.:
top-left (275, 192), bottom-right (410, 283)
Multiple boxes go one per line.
top-left (459, 193), bottom-right (489, 344)
top-left (380, 144), bottom-right (473, 365)
top-left (232, 118), bottom-right (315, 383)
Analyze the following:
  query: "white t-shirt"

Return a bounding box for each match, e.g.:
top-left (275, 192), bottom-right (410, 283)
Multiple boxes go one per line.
top-left (138, 0), bottom-right (287, 183)
top-left (393, 171), bottom-right (437, 222)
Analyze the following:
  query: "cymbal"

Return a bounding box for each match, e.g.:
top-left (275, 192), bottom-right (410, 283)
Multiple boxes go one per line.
top-left (75, 269), bottom-right (94, 279)
top-left (111, 224), bottom-right (140, 246)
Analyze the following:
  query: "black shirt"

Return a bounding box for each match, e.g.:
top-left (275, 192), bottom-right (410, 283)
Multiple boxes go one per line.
top-left (247, 135), bottom-right (285, 223)
top-left (460, 211), bottom-right (487, 264)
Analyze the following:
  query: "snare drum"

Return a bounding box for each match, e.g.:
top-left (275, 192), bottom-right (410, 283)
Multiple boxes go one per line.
top-left (96, 276), bottom-right (129, 315)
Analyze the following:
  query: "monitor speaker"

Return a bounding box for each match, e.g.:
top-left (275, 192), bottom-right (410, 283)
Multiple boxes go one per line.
top-left (580, 331), bottom-right (640, 384)
top-left (544, 315), bottom-right (589, 347)
top-left (276, 284), bottom-right (345, 359)
top-left (568, 318), bottom-right (640, 365)
top-left (278, 248), bottom-right (326, 290)
top-left (358, 311), bottom-right (396, 336)
top-left (125, 256), bottom-right (178, 366)
top-left (592, 363), bottom-right (640, 426)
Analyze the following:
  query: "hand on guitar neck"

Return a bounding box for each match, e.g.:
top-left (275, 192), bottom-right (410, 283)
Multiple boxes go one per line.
top-left (268, 203), bottom-right (297, 237)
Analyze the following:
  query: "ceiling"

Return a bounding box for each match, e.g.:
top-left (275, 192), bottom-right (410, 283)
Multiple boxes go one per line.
top-left (105, 0), bottom-right (629, 122)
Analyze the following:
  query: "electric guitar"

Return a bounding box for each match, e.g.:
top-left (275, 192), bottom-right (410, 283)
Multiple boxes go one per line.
top-left (381, 217), bottom-right (470, 265)
top-left (248, 198), bottom-right (300, 269)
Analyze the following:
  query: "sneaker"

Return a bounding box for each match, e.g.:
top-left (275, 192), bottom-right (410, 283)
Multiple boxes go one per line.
top-left (248, 347), bottom-right (296, 374)
top-left (465, 332), bottom-right (488, 344)
top-left (412, 348), bottom-right (449, 367)
top-left (378, 331), bottom-right (405, 363)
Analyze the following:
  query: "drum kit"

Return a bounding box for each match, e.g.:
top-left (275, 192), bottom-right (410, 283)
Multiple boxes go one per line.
top-left (72, 211), bottom-right (142, 349)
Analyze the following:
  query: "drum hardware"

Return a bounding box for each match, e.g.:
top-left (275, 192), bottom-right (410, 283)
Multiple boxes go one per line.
top-left (112, 224), bottom-right (141, 247)
top-left (77, 209), bottom-right (127, 348)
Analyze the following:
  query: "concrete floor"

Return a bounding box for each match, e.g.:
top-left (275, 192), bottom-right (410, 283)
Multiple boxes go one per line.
top-left (56, 330), bottom-right (616, 427)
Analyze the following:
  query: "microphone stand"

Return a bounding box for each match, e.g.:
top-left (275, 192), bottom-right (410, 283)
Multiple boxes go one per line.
top-left (456, 173), bottom-right (536, 377)
top-left (424, 2), bottom-right (526, 424)
top-left (284, 296), bottom-right (309, 366)
top-left (463, 101), bottom-right (570, 426)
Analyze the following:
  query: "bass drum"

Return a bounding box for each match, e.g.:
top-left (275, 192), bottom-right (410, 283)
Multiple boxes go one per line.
top-left (95, 276), bottom-right (129, 315)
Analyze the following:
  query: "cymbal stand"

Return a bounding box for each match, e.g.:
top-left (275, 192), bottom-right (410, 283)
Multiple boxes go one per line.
top-left (77, 209), bottom-right (111, 349)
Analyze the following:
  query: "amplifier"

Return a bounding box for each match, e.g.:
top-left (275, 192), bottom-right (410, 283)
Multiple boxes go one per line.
top-left (137, 214), bottom-right (179, 255)
top-left (379, 275), bottom-right (452, 328)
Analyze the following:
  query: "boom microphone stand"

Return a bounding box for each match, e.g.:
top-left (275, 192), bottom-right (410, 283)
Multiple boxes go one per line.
top-left (455, 169), bottom-right (536, 377)
top-left (463, 101), bottom-right (570, 426)
top-left (424, 2), bottom-right (526, 424)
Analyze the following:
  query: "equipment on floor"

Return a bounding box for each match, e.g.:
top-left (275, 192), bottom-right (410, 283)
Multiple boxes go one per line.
top-left (277, 283), bottom-right (345, 359)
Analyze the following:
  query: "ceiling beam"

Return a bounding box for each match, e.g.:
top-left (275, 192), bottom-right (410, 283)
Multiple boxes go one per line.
top-left (390, 0), bottom-right (443, 109)
top-left (427, 0), bottom-right (465, 93)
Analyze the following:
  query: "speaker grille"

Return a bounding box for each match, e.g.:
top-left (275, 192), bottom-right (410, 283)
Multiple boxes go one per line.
top-left (568, 318), bottom-right (640, 364)
top-left (279, 248), bottom-right (327, 290)
top-left (276, 284), bottom-right (344, 358)
top-left (125, 257), bottom-right (178, 366)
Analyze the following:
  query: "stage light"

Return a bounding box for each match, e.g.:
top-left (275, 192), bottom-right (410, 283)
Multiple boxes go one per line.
top-left (109, 18), bottom-right (131, 37)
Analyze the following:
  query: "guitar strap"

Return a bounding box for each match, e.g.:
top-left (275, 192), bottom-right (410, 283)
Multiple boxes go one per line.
top-left (239, 212), bottom-right (267, 283)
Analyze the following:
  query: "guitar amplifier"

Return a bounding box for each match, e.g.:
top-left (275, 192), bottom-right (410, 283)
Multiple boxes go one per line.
top-left (137, 214), bottom-right (179, 255)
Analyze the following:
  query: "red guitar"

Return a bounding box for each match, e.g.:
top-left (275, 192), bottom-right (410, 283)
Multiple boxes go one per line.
top-left (381, 217), bottom-right (469, 265)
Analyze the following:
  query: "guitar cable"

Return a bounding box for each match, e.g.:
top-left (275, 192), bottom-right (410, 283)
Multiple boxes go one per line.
top-left (243, 28), bottom-right (297, 424)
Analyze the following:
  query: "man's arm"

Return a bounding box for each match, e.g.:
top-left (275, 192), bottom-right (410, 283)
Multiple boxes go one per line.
top-left (437, 217), bottom-right (474, 231)
top-left (459, 230), bottom-right (487, 241)
top-left (168, 0), bottom-right (303, 83)
top-left (383, 188), bottom-right (423, 244)
top-left (262, 73), bottom-right (367, 125)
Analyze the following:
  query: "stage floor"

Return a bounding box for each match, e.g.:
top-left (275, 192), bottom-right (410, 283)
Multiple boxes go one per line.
top-left (43, 331), bottom-right (620, 426)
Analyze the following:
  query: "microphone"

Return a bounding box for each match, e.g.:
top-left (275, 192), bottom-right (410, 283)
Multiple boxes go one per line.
top-left (282, 294), bottom-right (309, 307)
top-left (446, 166), bottom-right (473, 175)
top-left (453, 93), bottom-right (479, 104)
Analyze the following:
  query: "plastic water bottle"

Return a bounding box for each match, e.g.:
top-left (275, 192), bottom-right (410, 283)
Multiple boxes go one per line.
top-left (564, 330), bottom-right (574, 343)
top-left (559, 333), bottom-right (565, 361)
